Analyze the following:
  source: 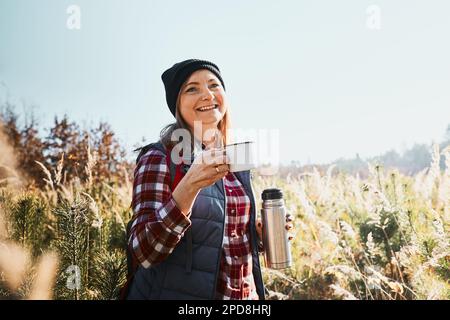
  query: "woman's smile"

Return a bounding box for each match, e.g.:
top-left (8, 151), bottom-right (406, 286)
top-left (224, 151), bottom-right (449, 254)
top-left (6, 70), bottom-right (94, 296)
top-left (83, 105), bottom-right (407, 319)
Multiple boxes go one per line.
top-left (196, 104), bottom-right (219, 112)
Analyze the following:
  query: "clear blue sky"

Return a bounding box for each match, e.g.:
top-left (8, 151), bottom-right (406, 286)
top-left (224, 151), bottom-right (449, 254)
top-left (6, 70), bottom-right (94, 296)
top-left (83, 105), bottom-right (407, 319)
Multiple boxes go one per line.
top-left (1, 0), bottom-right (449, 165)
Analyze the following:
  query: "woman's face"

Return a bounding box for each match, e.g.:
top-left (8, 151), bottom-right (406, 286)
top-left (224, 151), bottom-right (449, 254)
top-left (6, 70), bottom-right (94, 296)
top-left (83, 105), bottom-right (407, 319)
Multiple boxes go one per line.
top-left (178, 69), bottom-right (227, 132)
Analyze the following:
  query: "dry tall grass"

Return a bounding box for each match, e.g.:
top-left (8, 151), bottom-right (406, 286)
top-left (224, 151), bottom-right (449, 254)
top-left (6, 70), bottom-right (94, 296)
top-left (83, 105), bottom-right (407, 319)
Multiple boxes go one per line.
top-left (253, 144), bottom-right (449, 300)
top-left (0, 142), bottom-right (449, 299)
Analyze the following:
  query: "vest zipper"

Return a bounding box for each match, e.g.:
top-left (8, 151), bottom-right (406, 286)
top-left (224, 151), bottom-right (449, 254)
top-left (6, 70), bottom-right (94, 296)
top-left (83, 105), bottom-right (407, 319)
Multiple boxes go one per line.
top-left (247, 172), bottom-right (266, 300)
top-left (211, 177), bottom-right (226, 298)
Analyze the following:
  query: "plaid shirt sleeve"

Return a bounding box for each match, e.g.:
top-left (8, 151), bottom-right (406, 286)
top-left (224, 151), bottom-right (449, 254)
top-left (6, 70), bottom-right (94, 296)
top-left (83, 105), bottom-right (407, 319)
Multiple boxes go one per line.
top-left (128, 149), bottom-right (191, 269)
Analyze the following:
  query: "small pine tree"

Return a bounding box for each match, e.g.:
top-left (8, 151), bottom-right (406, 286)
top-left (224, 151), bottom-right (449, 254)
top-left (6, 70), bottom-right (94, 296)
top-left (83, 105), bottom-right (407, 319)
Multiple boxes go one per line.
top-left (91, 249), bottom-right (127, 300)
top-left (108, 211), bottom-right (127, 251)
top-left (53, 197), bottom-right (90, 300)
top-left (9, 194), bottom-right (52, 258)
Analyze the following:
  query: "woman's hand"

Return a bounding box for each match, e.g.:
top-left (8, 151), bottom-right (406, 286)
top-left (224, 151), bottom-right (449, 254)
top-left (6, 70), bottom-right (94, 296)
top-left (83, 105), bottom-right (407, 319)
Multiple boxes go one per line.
top-left (256, 213), bottom-right (295, 247)
top-left (172, 148), bottom-right (229, 216)
top-left (184, 148), bottom-right (230, 191)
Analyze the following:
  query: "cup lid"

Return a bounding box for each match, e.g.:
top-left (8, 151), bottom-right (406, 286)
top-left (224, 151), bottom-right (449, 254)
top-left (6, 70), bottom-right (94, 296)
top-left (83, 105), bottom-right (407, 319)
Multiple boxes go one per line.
top-left (262, 188), bottom-right (283, 200)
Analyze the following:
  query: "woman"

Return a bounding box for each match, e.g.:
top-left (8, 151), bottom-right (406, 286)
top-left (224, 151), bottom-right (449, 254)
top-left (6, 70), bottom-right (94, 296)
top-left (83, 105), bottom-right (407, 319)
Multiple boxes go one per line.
top-left (126, 59), bottom-right (291, 300)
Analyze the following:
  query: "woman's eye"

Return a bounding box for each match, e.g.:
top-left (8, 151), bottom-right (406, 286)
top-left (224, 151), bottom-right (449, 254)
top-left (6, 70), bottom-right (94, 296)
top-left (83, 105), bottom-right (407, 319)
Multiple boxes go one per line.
top-left (186, 84), bottom-right (218, 93)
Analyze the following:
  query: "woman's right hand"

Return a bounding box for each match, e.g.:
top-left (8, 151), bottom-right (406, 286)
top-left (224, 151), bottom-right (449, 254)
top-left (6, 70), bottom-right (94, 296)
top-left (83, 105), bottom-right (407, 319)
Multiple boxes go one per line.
top-left (172, 148), bottom-right (230, 216)
top-left (185, 148), bottom-right (230, 190)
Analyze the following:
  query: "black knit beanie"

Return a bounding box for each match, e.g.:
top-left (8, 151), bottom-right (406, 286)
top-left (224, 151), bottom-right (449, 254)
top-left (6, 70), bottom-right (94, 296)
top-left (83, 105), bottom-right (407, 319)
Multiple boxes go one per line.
top-left (161, 59), bottom-right (226, 117)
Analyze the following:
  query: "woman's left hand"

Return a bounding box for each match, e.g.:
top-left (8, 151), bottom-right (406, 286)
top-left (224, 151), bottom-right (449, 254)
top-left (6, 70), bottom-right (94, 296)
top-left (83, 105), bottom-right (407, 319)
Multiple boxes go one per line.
top-left (256, 213), bottom-right (295, 244)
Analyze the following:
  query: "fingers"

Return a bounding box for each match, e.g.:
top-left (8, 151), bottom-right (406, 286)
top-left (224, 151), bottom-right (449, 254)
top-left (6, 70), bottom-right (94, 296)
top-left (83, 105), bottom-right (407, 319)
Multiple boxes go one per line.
top-left (286, 213), bottom-right (294, 241)
top-left (285, 213), bottom-right (294, 231)
top-left (256, 221), bottom-right (263, 234)
top-left (216, 164), bottom-right (230, 173)
top-left (255, 219), bottom-right (294, 242)
top-left (285, 213), bottom-right (294, 241)
top-left (197, 148), bottom-right (229, 166)
top-left (204, 148), bottom-right (225, 158)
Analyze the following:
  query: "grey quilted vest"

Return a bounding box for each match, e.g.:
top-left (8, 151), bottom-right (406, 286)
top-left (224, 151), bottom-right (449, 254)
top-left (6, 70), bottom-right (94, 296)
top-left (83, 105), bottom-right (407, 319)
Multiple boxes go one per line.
top-left (126, 142), bottom-right (265, 300)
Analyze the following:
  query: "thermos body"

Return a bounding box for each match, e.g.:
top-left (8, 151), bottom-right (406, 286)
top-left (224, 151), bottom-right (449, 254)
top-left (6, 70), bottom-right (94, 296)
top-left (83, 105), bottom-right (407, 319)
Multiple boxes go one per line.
top-left (261, 189), bottom-right (292, 269)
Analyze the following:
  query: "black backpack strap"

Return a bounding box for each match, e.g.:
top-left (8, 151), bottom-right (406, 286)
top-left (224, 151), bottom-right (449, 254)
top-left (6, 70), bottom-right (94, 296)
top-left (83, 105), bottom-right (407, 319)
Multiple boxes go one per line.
top-left (134, 141), bottom-right (166, 164)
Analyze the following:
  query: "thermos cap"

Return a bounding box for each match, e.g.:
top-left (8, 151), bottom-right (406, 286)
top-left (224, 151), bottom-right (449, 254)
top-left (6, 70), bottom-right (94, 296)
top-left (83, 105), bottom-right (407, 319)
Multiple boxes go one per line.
top-left (262, 188), bottom-right (283, 200)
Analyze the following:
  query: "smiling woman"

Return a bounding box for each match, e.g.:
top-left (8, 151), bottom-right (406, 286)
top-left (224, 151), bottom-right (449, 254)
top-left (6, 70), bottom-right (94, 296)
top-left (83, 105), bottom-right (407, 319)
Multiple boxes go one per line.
top-left (158, 61), bottom-right (232, 151)
top-left (178, 69), bottom-right (228, 145)
top-left (123, 59), bottom-right (268, 300)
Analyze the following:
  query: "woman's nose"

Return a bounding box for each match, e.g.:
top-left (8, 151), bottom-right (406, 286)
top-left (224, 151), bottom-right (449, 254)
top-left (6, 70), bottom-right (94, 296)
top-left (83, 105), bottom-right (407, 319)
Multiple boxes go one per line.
top-left (201, 88), bottom-right (215, 101)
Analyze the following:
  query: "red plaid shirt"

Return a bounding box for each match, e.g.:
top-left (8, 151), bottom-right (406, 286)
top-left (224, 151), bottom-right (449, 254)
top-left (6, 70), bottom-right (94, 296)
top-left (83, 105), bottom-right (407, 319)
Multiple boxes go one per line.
top-left (129, 149), bottom-right (258, 300)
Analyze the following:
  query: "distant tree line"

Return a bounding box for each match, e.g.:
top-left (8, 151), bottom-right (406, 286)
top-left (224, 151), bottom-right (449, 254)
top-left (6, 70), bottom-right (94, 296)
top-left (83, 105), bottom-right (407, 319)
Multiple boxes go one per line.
top-left (2, 101), bottom-right (448, 184)
top-left (282, 124), bottom-right (450, 178)
top-left (0, 103), bottom-right (133, 188)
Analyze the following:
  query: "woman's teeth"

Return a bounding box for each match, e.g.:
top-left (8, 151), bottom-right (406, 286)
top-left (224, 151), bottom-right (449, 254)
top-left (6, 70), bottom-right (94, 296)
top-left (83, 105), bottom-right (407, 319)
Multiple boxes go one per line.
top-left (197, 105), bottom-right (218, 112)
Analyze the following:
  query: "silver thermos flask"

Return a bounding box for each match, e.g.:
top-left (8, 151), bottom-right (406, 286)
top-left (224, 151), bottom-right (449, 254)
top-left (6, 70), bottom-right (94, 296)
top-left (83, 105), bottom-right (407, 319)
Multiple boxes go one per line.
top-left (261, 188), bottom-right (292, 269)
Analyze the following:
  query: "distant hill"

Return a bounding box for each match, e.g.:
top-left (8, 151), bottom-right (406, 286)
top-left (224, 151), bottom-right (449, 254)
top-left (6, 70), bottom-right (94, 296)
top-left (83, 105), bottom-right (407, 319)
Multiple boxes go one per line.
top-left (279, 125), bottom-right (450, 178)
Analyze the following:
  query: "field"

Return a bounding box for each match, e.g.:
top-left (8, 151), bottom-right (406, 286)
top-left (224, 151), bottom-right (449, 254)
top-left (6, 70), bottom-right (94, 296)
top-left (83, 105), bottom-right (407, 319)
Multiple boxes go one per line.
top-left (0, 144), bottom-right (449, 300)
